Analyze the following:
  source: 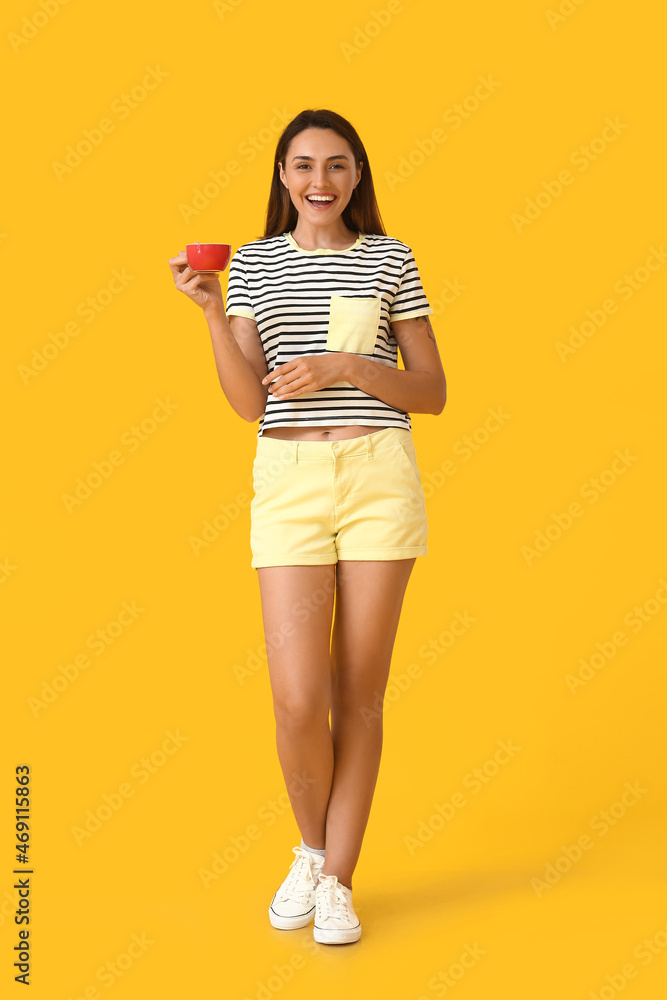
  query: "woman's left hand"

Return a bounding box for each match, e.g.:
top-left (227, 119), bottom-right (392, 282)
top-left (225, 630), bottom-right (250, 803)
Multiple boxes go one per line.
top-left (262, 354), bottom-right (351, 399)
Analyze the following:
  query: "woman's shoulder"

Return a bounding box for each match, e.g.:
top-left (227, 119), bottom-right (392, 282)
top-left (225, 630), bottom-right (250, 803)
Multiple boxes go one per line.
top-left (364, 232), bottom-right (413, 253)
top-left (232, 234), bottom-right (287, 257)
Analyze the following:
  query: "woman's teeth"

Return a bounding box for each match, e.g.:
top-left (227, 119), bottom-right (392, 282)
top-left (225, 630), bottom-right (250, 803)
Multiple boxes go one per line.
top-left (306, 196), bottom-right (336, 208)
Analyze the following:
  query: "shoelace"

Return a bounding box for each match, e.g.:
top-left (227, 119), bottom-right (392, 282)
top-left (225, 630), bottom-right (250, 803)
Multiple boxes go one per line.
top-left (276, 847), bottom-right (322, 905)
top-left (316, 875), bottom-right (352, 922)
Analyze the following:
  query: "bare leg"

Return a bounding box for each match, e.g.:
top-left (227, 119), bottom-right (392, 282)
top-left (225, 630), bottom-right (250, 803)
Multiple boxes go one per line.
top-left (256, 565), bottom-right (337, 849)
top-left (256, 559), bottom-right (416, 885)
top-left (321, 558), bottom-right (416, 890)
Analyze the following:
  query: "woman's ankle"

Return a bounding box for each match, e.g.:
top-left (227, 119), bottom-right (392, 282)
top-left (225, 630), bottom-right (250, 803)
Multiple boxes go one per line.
top-left (300, 837), bottom-right (325, 856)
top-left (320, 869), bottom-right (352, 891)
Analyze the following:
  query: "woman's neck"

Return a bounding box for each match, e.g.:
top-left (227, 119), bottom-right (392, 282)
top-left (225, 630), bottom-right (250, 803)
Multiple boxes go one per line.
top-left (289, 221), bottom-right (359, 251)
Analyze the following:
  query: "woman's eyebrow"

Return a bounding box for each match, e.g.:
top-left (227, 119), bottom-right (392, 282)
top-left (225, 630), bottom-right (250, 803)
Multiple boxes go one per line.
top-left (291, 154), bottom-right (350, 162)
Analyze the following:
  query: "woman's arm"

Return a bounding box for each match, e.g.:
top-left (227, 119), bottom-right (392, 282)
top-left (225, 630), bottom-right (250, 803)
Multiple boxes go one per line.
top-left (341, 315), bottom-right (447, 415)
top-left (204, 303), bottom-right (269, 423)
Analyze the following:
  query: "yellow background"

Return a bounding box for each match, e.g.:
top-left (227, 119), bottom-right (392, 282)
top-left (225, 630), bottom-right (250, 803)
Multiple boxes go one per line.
top-left (2, 0), bottom-right (666, 996)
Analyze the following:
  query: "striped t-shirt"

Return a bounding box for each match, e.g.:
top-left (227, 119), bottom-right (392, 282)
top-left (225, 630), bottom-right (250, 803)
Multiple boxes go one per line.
top-left (225, 230), bottom-right (433, 437)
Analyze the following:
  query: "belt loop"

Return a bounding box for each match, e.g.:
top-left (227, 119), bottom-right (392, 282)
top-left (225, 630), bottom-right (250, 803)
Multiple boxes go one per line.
top-left (295, 441), bottom-right (299, 465)
top-left (366, 432), bottom-right (374, 461)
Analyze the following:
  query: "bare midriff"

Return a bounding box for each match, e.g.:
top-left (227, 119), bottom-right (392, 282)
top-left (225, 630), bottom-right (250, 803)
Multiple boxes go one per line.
top-left (261, 424), bottom-right (392, 441)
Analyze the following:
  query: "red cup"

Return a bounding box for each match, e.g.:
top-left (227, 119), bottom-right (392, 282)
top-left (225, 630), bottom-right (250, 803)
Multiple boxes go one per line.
top-left (186, 243), bottom-right (232, 272)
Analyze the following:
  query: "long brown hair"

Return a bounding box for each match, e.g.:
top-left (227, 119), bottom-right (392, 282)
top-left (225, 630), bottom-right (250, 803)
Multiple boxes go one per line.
top-left (263, 109), bottom-right (387, 239)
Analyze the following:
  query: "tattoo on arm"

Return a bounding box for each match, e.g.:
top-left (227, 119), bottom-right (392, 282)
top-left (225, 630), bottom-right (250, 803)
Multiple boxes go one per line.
top-left (417, 315), bottom-right (437, 346)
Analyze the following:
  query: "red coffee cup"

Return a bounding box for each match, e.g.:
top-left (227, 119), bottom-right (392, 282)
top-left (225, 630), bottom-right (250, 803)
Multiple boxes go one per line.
top-left (186, 243), bottom-right (232, 272)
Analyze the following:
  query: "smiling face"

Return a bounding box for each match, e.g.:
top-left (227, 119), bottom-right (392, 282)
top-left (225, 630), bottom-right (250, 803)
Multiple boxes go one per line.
top-left (278, 127), bottom-right (363, 224)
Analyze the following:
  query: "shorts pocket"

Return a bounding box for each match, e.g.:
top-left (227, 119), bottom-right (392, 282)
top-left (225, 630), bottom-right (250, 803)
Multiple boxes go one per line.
top-left (326, 295), bottom-right (382, 354)
top-left (251, 451), bottom-right (293, 496)
top-left (394, 440), bottom-right (424, 489)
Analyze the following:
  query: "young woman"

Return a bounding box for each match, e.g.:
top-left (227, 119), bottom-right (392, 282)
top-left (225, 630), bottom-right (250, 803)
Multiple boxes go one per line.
top-left (168, 109), bottom-right (446, 945)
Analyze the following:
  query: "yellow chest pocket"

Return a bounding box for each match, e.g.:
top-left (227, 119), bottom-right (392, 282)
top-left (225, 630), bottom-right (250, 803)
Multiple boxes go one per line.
top-left (326, 294), bottom-right (382, 355)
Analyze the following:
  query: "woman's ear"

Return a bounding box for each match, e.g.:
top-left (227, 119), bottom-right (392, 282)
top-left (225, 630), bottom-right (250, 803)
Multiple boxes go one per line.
top-left (355, 161), bottom-right (363, 188)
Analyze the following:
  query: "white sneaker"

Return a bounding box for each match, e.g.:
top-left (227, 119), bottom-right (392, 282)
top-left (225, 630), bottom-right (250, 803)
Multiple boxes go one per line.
top-left (313, 874), bottom-right (362, 944)
top-left (268, 846), bottom-right (325, 929)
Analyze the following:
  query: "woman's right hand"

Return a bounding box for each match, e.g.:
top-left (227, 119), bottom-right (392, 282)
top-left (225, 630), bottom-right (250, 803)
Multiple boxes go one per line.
top-left (168, 250), bottom-right (225, 314)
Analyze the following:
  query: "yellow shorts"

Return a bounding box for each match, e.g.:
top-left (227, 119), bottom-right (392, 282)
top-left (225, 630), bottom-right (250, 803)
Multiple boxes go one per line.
top-left (250, 425), bottom-right (429, 569)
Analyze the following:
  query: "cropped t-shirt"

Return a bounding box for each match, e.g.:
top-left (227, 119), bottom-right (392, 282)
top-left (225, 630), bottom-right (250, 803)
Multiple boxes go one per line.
top-left (224, 230), bottom-right (433, 438)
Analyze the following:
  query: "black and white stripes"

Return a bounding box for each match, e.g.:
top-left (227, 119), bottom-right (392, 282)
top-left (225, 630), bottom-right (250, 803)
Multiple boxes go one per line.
top-left (225, 231), bottom-right (433, 437)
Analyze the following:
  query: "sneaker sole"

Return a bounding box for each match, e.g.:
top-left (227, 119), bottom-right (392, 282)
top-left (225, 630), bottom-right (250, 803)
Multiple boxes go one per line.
top-left (269, 903), bottom-right (316, 929)
top-left (313, 923), bottom-right (362, 944)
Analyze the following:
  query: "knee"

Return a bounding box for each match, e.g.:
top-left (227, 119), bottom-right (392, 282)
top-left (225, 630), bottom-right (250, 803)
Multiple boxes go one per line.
top-left (332, 677), bottom-right (385, 717)
top-left (274, 695), bottom-right (328, 734)
top-left (330, 687), bottom-right (385, 731)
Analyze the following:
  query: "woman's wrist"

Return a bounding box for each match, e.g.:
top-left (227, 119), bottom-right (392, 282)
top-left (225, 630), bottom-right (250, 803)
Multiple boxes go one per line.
top-left (202, 299), bottom-right (226, 323)
top-left (340, 352), bottom-right (364, 384)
